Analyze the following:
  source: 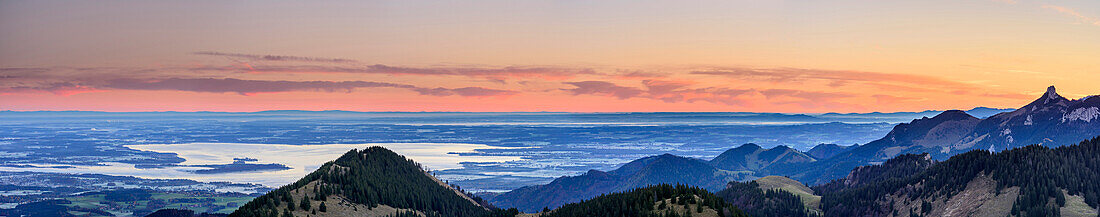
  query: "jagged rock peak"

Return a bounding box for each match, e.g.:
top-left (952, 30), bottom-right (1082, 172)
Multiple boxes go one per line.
top-left (1043, 85), bottom-right (1062, 100)
top-left (1024, 85), bottom-right (1068, 109)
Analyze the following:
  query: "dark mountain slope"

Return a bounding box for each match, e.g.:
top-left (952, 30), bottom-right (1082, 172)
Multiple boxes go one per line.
top-left (490, 154), bottom-right (745, 213)
top-left (709, 144), bottom-right (815, 172)
top-left (811, 153), bottom-right (934, 195)
top-left (778, 110), bottom-right (977, 184)
top-left (620, 154), bottom-right (732, 190)
top-left (779, 86), bottom-right (1100, 185)
top-left (495, 86), bottom-right (1099, 214)
top-left (709, 144), bottom-right (765, 171)
top-left (228, 147), bottom-right (515, 217)
top-left (805, 143), bottom-right (850, 160)
top-left (820, 136), bottom-right (1100, 217)
top-left (951, 86), bottom-right (1100, 153)
top-left (832, 110), bottom-right (979, 162)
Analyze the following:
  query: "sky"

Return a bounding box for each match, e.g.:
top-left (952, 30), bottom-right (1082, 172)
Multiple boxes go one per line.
top-left (1, 0), bottom-right (1098, 112)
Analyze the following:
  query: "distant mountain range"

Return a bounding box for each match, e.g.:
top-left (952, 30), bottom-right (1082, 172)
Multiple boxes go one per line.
top-left (163, 138), bottom-right (1100, 216)
top-left (780, 86), bottom-right (1100, 184)
top-left (136, 86), bottom-right (1098, 216)
top-left (209, 146), bottom-right (756, 217)
top-left (488, 153), bottom-right (746, 212)
top-left (1, 107), bottom-right (1014, 125)
top-left (488, 86), bottom-right (1100, 212)
top-left (485, 143), bottom-right (830, 213)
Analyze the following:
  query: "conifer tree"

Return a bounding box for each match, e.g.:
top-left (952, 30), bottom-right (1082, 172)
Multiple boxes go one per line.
top-left (300, 198), bottom-right (310, 211)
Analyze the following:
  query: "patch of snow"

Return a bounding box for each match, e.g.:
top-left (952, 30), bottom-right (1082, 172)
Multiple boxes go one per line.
top-left (1024, 115), bottom-right (1033, 125)
top-left (1006, 135), bottom-right (1014, 144)
top-left (1062, 107), bottom-right (1099, 123)
top-left (952, 134), bottom-right (988, 151)
top-left (988, 144), bottom-right (995, 153)
top-left (1001, 129), bottom-right (1012, 136)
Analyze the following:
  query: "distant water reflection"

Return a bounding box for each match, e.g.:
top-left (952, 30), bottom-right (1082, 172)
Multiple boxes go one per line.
top-left (0, 143), bottom-right (520, 189)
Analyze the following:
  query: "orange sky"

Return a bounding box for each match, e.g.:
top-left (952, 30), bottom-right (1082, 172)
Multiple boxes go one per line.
top-left (1, 0), bottom-right (1098, 112)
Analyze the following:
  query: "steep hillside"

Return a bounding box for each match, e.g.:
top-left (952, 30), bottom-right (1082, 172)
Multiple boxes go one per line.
top-left (819, 136), bottom-right (1100, 217)
top-left (812, 153), bottom-right (934, 195)
top-left (491, 154), bottom-right (746, 213)
top-left (227, 147), bottom-right (516, 217)
top-left (715, 178), bottom-right (818, 217)
top-left (755, 176), bottom-right (820, 212)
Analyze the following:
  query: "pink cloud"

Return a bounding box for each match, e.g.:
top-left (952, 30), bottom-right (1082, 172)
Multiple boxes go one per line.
top-left (193, 51), bottom-right (359, 63)
top-left (691, 67), bottom-right (973, 89)
top-left (189, 52), bottom-right (598, 81)
top-left (1042, 5), bottom-right (1100, 26)
top-left (562, 80), bottom-right (751, 103)
top-left (0, 82), bottom-right (104, 96)
top-left (562, 81), bottom-right (644, 99)
top-left (413, 87), bottom-right (519, 98)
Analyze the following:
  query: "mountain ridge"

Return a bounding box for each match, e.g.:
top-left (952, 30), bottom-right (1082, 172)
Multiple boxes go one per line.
top-left (490, 86), bottom-right (1100, 211)
top-left (489, 153), bottom-right (745, 213)
top-left (782, 86), bottom-right (1100, 184)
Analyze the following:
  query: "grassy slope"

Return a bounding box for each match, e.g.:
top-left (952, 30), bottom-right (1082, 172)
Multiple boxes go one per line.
top-left (1062, 190), bottom-right (1100, 217)
top-left (753, 176), bottom-right (822, 214)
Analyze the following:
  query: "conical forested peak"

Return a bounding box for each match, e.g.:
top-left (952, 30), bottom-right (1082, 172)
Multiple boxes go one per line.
top-left (230, 146), bottom-right (495, 217)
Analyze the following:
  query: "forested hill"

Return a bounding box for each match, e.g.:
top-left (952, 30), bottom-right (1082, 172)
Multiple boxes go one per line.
top-left (812, 153), bottom-right (934, 195)
top-left (227, 147), bottom-right (518, 217)
top-left (715, 177), bottom-right (819, 217)
top-left (820, 136), bottom-right (1100, 217)
top-left (539, 184), bottom-right (748, 217)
